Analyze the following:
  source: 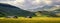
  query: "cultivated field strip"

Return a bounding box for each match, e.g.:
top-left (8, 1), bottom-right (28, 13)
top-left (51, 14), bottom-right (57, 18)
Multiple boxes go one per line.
top-left (0, 17), bottom-right (60, 23)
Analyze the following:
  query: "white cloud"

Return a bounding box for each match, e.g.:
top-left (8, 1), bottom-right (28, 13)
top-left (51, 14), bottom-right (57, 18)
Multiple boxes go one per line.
top-left (52, 0), bottom-right (60, 5)
top-left (0, 0), bottom-right (60, 10)
top-left (0, 0), bottom-right (49, 10)
top-left (43, 0), bottom-right (52, 5)
top-left (0, 0), bottom-right (15, 2)
top-left (14, 0), bottom-right (53, 10)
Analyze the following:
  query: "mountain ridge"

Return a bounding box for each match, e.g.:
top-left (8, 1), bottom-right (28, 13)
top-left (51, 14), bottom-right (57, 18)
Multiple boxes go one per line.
top-left (0, 3), bottom-right (35, 17)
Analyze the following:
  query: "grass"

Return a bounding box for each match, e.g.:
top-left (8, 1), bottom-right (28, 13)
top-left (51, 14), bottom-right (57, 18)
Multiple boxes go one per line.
top-left (0, 17), bottom-right (60, 23)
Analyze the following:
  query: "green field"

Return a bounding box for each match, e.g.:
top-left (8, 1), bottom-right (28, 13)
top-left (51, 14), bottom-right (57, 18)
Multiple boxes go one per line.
top-left (0, 17), bottom-right (60, 23)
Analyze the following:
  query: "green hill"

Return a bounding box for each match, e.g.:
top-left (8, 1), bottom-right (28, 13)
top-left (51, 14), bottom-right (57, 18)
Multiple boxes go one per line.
top-left (0, 3), bottom-right (35, 17)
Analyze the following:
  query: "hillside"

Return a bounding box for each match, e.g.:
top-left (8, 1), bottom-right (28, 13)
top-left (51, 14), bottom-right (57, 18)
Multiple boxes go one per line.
top-left (27, 5), bottom-right (60, 12)
top-left (35, 10), bottom-right (60, 17)
top-left (0, 3), bottom-right (35, 17)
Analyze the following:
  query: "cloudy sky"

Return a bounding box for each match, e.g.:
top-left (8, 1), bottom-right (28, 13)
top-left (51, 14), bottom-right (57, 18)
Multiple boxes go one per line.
top-left (0, 0), bottom-right (60, 10)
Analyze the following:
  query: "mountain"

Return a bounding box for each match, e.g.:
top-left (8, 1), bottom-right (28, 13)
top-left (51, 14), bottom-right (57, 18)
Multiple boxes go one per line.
top-left (27, 5), bottom-right (60, 17)
top-left (34, 8), bottom-right (60, 17)
top-left (27, 5), bottom-right (60, 12)
top-left (0, 3), bottom-right (35, 17)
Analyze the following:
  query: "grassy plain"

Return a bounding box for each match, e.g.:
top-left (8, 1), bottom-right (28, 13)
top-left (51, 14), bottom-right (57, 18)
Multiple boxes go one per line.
top-left (0, 17), bottom-right (60, 23)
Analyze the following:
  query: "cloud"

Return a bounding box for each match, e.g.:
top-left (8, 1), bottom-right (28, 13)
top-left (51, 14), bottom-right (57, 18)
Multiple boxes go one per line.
top-left (0, 0), bottom-right (16, 4)
top-left (0, 0), bottom-right (15, 2)
top-left (51, 0), bottom-right (60, 5)
top-left (0, 0), bottom-right (60, 10)
top-left (0, 0), bottom-right (51, 10)
top-left (14, 0), bottom-right (53, 10)
top-left (14, 0), bottom-right (46, 10)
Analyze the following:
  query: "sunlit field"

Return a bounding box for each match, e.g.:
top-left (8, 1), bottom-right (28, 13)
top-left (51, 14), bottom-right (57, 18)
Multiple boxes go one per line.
top-left (0, 17), bottom-right (60, 23)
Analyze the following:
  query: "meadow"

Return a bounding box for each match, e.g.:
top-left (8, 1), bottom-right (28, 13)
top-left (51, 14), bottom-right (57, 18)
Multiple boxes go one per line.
top-left (0, 17), bottom-right (60, 23)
